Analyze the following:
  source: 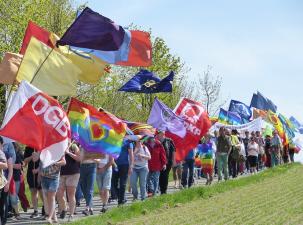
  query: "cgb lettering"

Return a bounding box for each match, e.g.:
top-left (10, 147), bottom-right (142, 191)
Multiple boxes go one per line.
top-left (32, 95), bottom-right (69, 137)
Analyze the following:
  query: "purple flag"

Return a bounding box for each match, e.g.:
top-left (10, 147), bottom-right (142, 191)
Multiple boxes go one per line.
top-left (147, 98), bottom-right (186, 138)
top-left (57, 7), bottom-right (125, 51)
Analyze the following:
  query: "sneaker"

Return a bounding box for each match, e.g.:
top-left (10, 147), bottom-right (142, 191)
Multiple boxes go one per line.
top-left (68, 215), bottom-right (74, 222)
top-left (42, 206), bottom-right (45, 216)
top-left (100, 207), bottom-right (107, 213)
top-left (30, 210), bottom-right (39, 218)
top-left (59, 210), bottom-right (66, 219)
top-left (147, 192), bottom-right (153, 198)
top-left (15, 214), bottom-right (22, 220)
top-left (76, 201), bottom-right (80, 207)
top-left (89, 209), bottom-right (94, 215)
top-left (82, 210), bottom-right (89, 216)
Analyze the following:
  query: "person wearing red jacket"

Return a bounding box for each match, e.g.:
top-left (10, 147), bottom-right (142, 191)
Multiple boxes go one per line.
top-left (145, 137), bottom-right (167, 197)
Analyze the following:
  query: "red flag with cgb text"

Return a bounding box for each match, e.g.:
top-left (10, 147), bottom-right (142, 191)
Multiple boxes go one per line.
top-left (166, 98), bottom-right (211, 161)
top-left (0, 81), bottom-right (70, 167)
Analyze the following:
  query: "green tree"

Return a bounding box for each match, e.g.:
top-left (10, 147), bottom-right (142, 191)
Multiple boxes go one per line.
top-left (0, 0), bottom-right (77, 119)
top-left (76, 35), bottom-right (190, 123)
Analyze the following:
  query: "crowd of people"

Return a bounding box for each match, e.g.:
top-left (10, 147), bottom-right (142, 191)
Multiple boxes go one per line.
top-left (0, 127), bottom-right (295, 224)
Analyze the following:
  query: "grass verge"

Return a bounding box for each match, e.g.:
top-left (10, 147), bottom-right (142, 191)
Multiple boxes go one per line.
top-left (70, 163), bottom-right (302, 225)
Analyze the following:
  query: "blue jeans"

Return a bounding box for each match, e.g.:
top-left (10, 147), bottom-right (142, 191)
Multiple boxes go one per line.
top-left (130, 167), bottom-right (148, 200)
top-left (271, 152), bottom-right (280, 167)
top-left (10, 180), bottom-right (20, 207)
top-left (111, 165), bottom-right (129, 204)
top-left (147, 171), bottom-right (160, 195)
top-left (217, 153), bottom-right (229, 180)
top-left (80, 163), bottom-right (96, 208)
top-left (75, 182), bottom-right (83, 203)
top-left (182, 159), bottom-right (194, 188)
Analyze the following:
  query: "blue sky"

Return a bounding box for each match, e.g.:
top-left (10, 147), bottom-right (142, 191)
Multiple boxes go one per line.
top-left (83, 0), bottom-right (303, 121)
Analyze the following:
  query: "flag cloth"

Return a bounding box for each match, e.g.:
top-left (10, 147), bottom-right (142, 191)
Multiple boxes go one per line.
top-left (67, 98), bottom-right (127, 158)
top-left (266, 110), bottom-right (286, 144)
top-left (125, 121), bottom-right (156, 137)
top-left (218, 108), bottom-right (242, 125)
top-left (198, 142), bottom-right (214, 174)
top-left (166, 98), bottom-right (211, 161)
top-left (70, 29), bottom-right (131, 64)
top-left (59, 46), bottom-right (109, 84)
top-left (20, 21), bottom-right (55, 55)
top-left (279, 114), bottom-right (295, 140)
top-left (290, 116), bottom-right (301, 129)
top-left (118, 69), bottom-right (174, 93)
top-left (19, 21), bottom-right (109, 85)
top-left (57, 7), bottom-right (125, 51)
top-left (0, 52), bottom-right (23, 84)
top-left (252, 108), bottom-right (267, 119)
top-left (147, 98), bottom-right (186, 138)
top-left (0, 81), bottom-right (70, 168)
top-left (228, 100), bottom-right (252, 120)
top-left (16, 37), bottom-right (80, 96)
top-left (250, 92), bottom-right (277, 113)
top-left (116, 30), bottom-right (152, 67)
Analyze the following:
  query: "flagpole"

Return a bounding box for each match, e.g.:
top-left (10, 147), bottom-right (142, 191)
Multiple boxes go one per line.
top-left (30, 48), bottom-right (54, 84)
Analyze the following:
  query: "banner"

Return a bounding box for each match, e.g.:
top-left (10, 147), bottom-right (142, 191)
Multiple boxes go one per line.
top-left (166, 98), bottom-right (211, 161)
top-left (0, 81), bottom-right (70, 168)
top-left (210, 117), bottom-right (263, 135)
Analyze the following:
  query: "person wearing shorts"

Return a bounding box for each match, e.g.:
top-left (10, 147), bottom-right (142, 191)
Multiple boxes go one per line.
top-left (96, 154), bottom-right (113, 213)
top-left (57, 143), bottom-right (80, 221)
top-left (40, 156), bottom-right (65, 224)
top-left (247, 137), bottom-right (259, 174)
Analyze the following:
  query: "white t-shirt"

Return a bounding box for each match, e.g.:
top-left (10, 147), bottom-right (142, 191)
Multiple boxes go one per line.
top-left (134, 145), bottom-right (150, 169)
top-left (98, 155), bottom-right (110, 169)
top-left (247, 142), bottom-right (259, 157)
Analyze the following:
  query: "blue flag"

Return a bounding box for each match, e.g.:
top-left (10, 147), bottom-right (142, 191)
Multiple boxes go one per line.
top-left (218, 108), bottom-right (242, 125)
top-left (250, 92), bottom-right (277, 113)
top-left (118, 70), bottom-right (174, 93)
top-left (147, 98), bottom-right (186, 138)
top-left (57, 7), bottom-right (125, 51)
top-left (70, 29), bottom-right (131, 64)
top-left (290, 116), bottom-right (301, 129)
top-left (228, 100), bottom-right (252, 120)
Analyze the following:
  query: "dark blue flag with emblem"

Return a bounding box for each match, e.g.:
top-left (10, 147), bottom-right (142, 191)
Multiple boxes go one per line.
top-left (118, 69), bottom-right (174, 93)
top-left (228, 100), bottom-right (252, 120)
top-left (250, 92), bottom-right (277, 113)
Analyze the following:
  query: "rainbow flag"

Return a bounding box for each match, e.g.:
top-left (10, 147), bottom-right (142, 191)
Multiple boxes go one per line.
top-left (198, 142), bottom-right (214, 170)
top-left (266, 110), bottom-right (287, 144)
top-left (67, 98), bottom-right (127, 158)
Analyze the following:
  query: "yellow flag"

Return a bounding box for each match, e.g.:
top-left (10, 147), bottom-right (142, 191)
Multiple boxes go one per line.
top-left (50, 33), bottom-right (108, 84)
top-left (266, 110), bottom-right (284, 136)
top-left (16, 37), bottom-right (80, 96)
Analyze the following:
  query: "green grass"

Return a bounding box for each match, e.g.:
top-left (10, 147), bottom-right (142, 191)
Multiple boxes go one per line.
top-left (70, 163), bottom-right (302, 225)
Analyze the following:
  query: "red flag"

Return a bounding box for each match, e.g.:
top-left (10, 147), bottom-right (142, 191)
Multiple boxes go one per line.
top-left (19, 21), bottom-right (54, 55)
top-left (166, 98), bottom-right (211, 161)
top-left (0, 81), bottom-right (70, 167)
top-left (116, 30), bottom-right (152, 67)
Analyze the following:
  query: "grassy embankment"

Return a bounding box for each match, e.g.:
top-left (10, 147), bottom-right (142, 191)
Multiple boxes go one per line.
top-left (71, 163), bottom-right (303, 225)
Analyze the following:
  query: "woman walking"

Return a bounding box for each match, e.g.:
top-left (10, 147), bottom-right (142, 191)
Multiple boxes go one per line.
top-left (57, 143), bottom-right (81, 221)
top-left (247, 138), bottom-right (259, 174)
top-left (130, 139), bottom-right (151, 201)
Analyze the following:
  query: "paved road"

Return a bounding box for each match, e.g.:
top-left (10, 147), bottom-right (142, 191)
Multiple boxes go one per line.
top-left (6, 176), bottom-right (211, 225)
